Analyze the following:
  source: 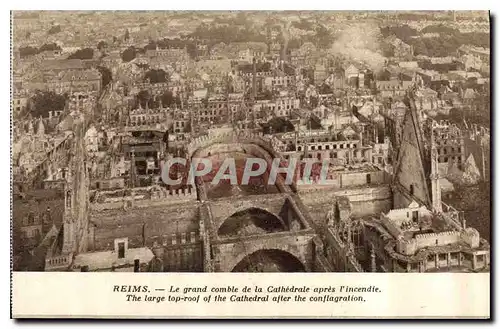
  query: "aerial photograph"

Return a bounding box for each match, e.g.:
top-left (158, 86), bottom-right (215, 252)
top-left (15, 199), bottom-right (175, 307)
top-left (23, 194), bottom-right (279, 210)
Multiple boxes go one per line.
top-left (11, 10), bottom-right (490, 273)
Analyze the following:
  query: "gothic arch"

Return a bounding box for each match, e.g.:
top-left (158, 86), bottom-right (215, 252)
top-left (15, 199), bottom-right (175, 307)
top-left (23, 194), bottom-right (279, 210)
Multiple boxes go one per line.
top-left (189, 134), bottom-right (282, 162)
top-left (231, 249), bottom-right (306, 272)
top-left (218, 207), bottom-right (286, 237)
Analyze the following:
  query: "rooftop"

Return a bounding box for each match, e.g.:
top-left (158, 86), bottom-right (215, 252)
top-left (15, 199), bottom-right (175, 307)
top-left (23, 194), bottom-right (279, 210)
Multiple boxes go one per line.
top-left (41, 59), bottom-right (85, 71)
top-left (73, 247), bottom-right (154, 271)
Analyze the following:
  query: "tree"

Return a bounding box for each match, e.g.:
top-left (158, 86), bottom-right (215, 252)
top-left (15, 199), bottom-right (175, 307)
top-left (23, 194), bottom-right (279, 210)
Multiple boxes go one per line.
top-left (161, 91), bottom-right (175, 107)
top-left (97, 41), bottom-right (108, 51)
top-left (174, 95), bottom-right (182, 107)
top-left (39, 43), bottom-right (62, 53)
top-left (67, 48), bottom-right (94, 60)
top-left (188, 21), bottom-right (266, 45)
top-left (292, 19), bottom-right (315, 31)
top-left (381, 43), bottom-right (395, 58)
top-left (186, 43), bottom-right (197, 60)
top-left (144, 69), bottom-right (169, 84)
top-left (315, 24), bottom-right (332, 49)
top-left (375, 69), bottom-right (391, 81)
top-left (319, 83), bottom-right (333, 94)
top-left (443, 182), bottom-right (490, 242)
top-left (380, 25), bottom-right (417, 43)
top-left (148, 96), bottom-right (159, 109)
top-left (97, 66), bottom-right (112, 88)
top-left (421, 24), bottom-right (458, 35)
top-left (135, 63), bottom-right (149, 70)
top-left (144, 41), bottom-right (157, 51)
top-left (235, 12), bottom-right (248, 25)
top-left (156, 39), bottom-right (168, 49)
top-left (121, 46), bottom-right (136, 62)
top-left (265, 117), bottom-right (295, 134)
top-left (183, 121), bottom-right (191, 133)
top-left (19, 46), bottom-right (38, 58)
top-left (48, 25), bottom-right (61, 35)
top-left (403, 29), bottom-right (490, 58)
top-left (310, 96), bottom-right (319, 108)
top-left (256, 89), bottom-right (273, 101)
top-left (288, 38), bottom-right (302, 50)
top-left (136, 90), bottom-right (150, 108)
top-left (30, 91), bottom-right (67, 118)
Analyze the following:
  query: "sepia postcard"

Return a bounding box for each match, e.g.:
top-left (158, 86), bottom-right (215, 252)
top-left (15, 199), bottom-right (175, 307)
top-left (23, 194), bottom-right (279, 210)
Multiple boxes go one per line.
top-left (10, 10), bottom-right (491, 319)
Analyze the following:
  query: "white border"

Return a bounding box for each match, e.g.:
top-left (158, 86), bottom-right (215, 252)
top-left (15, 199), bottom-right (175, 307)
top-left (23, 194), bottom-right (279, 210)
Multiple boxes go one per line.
top-left (2, 1), bottom-right (498, 328)
top-left (5, 2), bottom-right (498, 10)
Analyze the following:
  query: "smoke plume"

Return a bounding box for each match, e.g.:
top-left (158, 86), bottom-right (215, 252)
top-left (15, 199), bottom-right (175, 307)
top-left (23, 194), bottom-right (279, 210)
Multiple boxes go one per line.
top-left (329, 22), bottom-right (386, 72)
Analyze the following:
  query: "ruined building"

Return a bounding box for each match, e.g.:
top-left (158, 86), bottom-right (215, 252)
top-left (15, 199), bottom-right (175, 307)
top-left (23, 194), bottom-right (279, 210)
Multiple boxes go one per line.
top-left (345, 95), bottom-right (490, 272)
top-left (42, 95), bottom-right (489, 273)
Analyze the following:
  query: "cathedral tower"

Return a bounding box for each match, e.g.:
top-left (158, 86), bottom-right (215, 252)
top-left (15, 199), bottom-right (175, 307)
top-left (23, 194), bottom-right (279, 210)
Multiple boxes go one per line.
top-left (430, 130), bottom-right (442, 213)
top-left (392, 93), bottom-right (432, 209)
top-left (62, 120), bottom-right (90, 254)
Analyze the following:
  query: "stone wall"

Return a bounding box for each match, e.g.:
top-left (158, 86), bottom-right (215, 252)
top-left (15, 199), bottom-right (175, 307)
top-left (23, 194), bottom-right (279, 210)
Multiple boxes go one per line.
top-left (460, 228), bottom-right (480, 249)
top-left (397, 231), bottom-right (461, 256)
top-left (296, 168), bottom-right (390, 191)
top-left (350, 200), bottom-right (393, 218)
top-left (322, 228), bottom-right (364, 272)
top-left (300, 185), bottom-right (392, 225)
top-left (91, 186), bottom-right (197, 211)
top-left (340, 170), bottom-right (387, 187)
top-left (152, 232), bottom-right (203, 272)
top-left (208, 194), bottom-right (288, 233)
top-left (213, 231), bottom-right (316, 272)
top-left (91, 203), bottom-right (200, 252)
top-left (380, 216), bottom-right (404, 239)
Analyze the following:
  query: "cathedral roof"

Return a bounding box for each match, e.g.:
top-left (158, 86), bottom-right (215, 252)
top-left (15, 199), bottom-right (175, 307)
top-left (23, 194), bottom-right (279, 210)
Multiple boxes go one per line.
top-left (393, 94), bottom-right (432, 208)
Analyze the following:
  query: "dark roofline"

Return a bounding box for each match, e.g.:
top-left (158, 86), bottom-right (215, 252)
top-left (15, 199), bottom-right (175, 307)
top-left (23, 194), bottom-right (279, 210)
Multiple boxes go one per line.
top-left (401, 94), bottom-right (432, 208)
